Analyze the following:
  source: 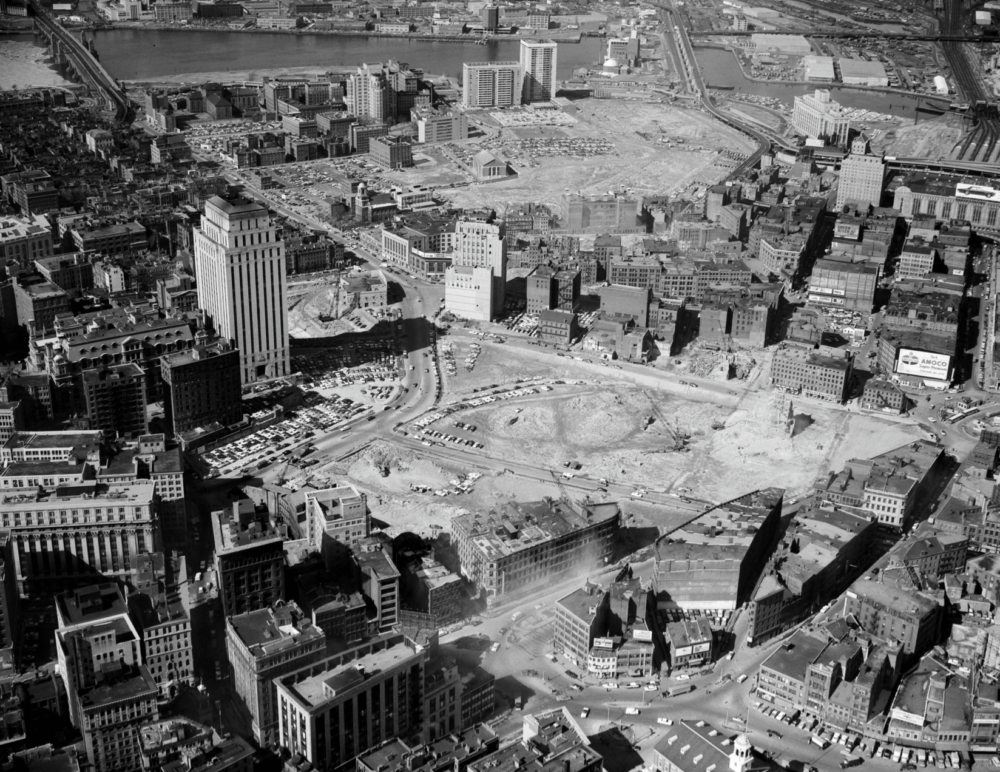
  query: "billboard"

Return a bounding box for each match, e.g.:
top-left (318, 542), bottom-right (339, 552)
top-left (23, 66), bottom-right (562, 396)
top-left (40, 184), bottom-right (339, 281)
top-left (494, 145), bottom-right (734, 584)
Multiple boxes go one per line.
top-left (691, 642), bottom-right (712, 654)
top-left (896, 348), bottom-right (952, 381)
top-left (632, 630), bottom-right (653, 642)
top-left (593, 637), bottom-right (615, 650)
top-left (957, 182), bottom-right (1000, 202)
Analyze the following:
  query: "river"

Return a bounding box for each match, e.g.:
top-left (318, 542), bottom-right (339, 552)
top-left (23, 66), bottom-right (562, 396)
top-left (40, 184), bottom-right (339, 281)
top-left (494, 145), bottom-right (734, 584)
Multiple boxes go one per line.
top-left (694, 46), bottom-right (947, 118)
top-left (91, 29), bottom-right (605, 82)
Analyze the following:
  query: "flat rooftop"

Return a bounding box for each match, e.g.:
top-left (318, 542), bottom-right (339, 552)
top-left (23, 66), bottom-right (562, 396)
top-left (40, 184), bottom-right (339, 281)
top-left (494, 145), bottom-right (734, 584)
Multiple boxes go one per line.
top-left (228, 604), bottom-right (322, 657)
top-left (0, 480), bottom-right (155, 510)
top-left (454, 499), bottom-right (619, 560)
top-left (57, 582), bottom-right (129, 628)
top-left (556, 587), bottom-right (602, 625)
top-left (284, 641), bottom-right (420, 709)
top-left (78, 667), bottom-right (157, 710)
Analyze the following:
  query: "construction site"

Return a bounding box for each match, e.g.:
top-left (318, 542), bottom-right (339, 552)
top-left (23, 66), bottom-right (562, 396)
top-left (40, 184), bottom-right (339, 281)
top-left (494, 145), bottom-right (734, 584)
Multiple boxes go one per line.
top-left (287, 271), bottom-right (389, 338)
top-left (393, 98), bottom-right (756, 214)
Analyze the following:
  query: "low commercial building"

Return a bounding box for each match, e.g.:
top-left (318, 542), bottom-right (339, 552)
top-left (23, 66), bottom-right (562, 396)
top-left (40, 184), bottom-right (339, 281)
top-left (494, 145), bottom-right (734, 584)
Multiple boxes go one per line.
top-left (139, 718), bottom-right (253, 772)
top-left (380, 214), bottom-right (454, 280)
top-left (839, 58), bottom-right (889, 87)
top-left (600, 284), bottom-right (651, 327)
top-left (886, 530), bottom-right (968, 578)
top-left (537, 309), bottom-right (579, 345)
top-left (340, 269), bottom-right (388, 312)
top-left (845, 573), bottom-right (943, 659)
top-left (664, 618), bottom-right (714, 670)
top-left (71, 222), bottom-right (147, 255)
top-left (0, 213), bottom-right (53, 268)
top-left (771, 346), bottom-right (852, 402)
top-left (808, 258), bottom-right (879, 313)
top-left (370, 136), bottom-right (413, 170)
top-left (358, 725), bottom-right (499, 772)
top-left (468, 708), bottom-right (602, 772)
top-left (413, 106), bottom-right (469, 144)
top-left (860, 378), bottom-right (906, 413)
top-left (453, 500), bottom-right (620, 606)
top-left (756, 623), bottom-right (897, 732)
top-left (885, 651), bottom-right (972, 751)
top-left (35, 253), bottom-right (94, 297)
top-left (226, 601), bottom-right (326, 746)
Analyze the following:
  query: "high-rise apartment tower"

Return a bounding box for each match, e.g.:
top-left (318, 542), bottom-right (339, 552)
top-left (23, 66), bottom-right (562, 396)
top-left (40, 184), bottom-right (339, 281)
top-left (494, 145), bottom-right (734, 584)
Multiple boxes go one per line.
top-left (520, 40), bottom-right (558, 103)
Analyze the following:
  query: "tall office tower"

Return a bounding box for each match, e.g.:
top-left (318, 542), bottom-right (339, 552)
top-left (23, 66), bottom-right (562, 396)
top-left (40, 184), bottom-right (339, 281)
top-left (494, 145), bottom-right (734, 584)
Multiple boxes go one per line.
top-left (346, 63), bottom-right (390, 122)
top-left (520, 39), bottom-right (558, 103)
top-left (452, 220), bottom-right (507, 316)
top-left (836, 134), bottom-right (885, 210)
top-left (462, 62), bottom-right (522, 108)
top-left (194, 197), bottom-right (289, 385)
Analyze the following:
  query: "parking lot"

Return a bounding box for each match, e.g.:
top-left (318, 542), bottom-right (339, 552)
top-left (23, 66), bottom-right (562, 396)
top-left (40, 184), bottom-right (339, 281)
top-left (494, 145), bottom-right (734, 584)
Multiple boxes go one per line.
top-left (750, 698), bottom-right (966, 768)
top-left (201, 393), bottom-right (370, 477)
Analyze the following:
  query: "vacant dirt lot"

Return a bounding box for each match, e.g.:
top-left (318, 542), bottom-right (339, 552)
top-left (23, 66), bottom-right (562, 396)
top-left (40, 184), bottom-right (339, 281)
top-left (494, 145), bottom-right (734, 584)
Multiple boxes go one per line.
top-left (877, 113), bottom-right (965, 159)
top-left (435, 380), bottom-right (927, 502)
top-left (436, 99), bottom-right (756, 213)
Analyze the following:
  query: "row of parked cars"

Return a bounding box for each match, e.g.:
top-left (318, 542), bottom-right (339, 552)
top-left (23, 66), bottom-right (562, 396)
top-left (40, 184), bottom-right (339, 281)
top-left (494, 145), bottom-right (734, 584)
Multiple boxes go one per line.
top-left (421, 428), bottom-right (484, 450)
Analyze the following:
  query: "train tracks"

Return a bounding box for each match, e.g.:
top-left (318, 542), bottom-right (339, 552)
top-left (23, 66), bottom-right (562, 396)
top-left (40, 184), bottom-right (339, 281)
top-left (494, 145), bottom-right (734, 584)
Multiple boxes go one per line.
top-left (942, 0), bottom-right (1000, 162)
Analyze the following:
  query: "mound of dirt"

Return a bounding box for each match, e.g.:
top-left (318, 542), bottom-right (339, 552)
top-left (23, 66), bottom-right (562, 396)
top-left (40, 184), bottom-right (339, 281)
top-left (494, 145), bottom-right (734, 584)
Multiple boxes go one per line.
top-left (486, 404), bottom-right (557, 440)
top-left (562, 391), bottom-right (647, 446)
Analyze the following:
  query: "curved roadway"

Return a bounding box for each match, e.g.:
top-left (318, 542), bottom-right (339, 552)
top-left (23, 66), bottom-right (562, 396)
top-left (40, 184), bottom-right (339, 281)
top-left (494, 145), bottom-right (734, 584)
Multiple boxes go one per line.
top-left (657, 2), bottom-right (771, 180)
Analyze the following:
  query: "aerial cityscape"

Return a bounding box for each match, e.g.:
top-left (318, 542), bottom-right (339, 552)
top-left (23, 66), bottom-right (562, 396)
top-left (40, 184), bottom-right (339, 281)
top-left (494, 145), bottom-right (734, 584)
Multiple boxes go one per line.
top-left (3, 1), bottom-right (1000, 772)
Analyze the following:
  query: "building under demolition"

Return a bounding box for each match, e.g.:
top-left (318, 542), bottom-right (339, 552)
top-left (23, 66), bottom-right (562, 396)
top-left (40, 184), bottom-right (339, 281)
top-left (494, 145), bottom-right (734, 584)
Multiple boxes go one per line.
top-left (452, 498), bottom-right (620, 605)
